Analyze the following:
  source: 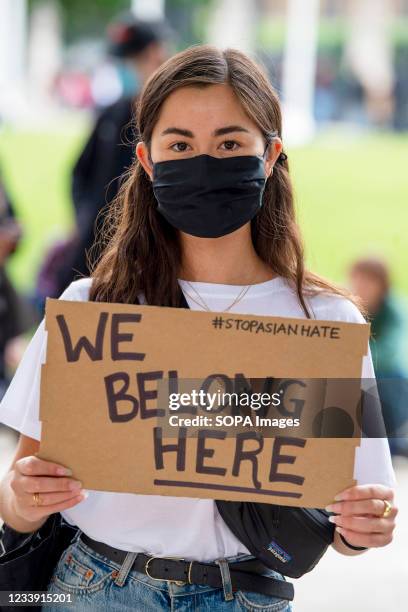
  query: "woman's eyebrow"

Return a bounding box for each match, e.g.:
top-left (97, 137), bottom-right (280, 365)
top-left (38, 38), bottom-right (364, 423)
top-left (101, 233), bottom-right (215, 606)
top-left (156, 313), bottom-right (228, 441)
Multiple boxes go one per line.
top-left (213, 125), bottom-right (250, 136)
top-left (160, 125), bottom-right (250, 138)
top-left (161, 127), bottom-right (194, 137)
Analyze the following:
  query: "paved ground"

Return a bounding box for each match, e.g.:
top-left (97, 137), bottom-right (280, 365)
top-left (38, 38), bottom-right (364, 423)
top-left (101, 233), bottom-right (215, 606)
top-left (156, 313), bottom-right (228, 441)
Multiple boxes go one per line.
top-left (1, 426), bottom-right (407, 611)
top-left (293, 454), bottom-right (408, 611)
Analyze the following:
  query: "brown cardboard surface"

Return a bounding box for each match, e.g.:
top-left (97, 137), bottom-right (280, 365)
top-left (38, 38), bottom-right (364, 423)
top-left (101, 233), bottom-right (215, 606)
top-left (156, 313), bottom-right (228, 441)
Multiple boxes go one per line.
top-left (37, 298), bottom-right (370, 508)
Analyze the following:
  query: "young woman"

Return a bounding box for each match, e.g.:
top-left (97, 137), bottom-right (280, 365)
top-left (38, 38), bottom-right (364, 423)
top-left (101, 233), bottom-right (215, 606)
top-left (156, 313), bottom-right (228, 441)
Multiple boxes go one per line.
top-left (0, 46), bottom-right (398, 612)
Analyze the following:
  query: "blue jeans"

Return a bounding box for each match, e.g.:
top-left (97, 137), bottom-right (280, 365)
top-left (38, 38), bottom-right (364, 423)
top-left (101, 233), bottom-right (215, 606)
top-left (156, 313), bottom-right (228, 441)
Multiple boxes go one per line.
top-left (43, 530), bottom-right (293, 611)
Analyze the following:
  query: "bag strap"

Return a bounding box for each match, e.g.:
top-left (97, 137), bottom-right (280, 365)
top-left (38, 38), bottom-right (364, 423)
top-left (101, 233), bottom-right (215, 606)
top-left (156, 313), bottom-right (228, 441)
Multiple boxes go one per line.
top-left (178, 289), bottom-right (189, 309)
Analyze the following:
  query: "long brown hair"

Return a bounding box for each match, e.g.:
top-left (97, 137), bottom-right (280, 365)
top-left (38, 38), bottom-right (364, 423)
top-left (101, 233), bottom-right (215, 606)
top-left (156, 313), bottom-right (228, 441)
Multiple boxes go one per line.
top-left (88, 44), bottom-right (361, 318)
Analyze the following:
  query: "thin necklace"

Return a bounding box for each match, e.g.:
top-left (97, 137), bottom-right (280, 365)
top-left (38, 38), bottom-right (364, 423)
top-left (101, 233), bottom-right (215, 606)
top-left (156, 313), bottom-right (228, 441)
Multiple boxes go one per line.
top-left (182, 281), bottom-right (252, 312)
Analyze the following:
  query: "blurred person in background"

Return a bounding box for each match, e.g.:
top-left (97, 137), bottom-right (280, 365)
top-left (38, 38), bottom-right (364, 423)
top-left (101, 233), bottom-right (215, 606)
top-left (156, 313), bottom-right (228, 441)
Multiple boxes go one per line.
top-left (35, 15), bottom-right (171, 311)
top-left (349, 257), bottom-right (408, 458)
top-left (0, 176), bottom-right (37, 403)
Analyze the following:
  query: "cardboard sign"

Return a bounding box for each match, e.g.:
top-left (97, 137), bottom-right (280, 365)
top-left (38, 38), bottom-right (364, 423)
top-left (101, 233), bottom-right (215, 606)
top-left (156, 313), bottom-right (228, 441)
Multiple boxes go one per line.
top-left (37, 298), bottom-right (370, 508)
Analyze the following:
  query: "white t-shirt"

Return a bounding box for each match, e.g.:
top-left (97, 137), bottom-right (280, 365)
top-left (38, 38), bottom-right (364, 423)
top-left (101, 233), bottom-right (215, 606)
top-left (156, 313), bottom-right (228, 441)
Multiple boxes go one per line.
top-left (0, 276), bottom-right (397, 561)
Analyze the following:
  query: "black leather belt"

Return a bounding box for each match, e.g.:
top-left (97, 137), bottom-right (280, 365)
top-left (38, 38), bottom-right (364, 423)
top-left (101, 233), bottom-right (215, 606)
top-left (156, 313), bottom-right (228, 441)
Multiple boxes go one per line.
top-left (79, 533), bottom-right (294, 600)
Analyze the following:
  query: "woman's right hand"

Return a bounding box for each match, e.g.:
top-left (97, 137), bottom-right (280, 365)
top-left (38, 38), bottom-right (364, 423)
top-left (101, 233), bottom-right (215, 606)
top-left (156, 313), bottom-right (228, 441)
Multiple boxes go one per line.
top-left (9, 455), bottom-right (87, 523)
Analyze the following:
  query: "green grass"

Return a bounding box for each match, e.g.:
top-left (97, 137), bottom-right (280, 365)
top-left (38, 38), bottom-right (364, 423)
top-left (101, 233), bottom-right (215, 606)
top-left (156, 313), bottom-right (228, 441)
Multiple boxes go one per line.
top-left (1, 125), bottom-right (407, 300)
top-left (0, 121), bottom-right (87, 291)
top-left (290, 130), bottom-right (408, 298)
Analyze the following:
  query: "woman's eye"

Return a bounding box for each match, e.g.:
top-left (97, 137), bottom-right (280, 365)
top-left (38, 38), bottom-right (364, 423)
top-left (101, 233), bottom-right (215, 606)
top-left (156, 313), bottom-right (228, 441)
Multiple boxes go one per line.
top-left (220, 140), bottom-right (240, 151)
top-left (171, 142), bottom-right (190, 152)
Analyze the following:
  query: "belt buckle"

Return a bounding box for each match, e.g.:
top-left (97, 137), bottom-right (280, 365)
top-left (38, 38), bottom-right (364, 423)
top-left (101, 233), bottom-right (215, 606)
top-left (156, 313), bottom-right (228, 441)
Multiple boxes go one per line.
top-left (145, 556), bottom-right (192, 586)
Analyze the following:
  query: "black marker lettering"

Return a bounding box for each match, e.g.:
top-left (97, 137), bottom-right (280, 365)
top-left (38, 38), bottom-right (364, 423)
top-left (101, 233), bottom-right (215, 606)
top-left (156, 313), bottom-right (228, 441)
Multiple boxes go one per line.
top-left (232, 432), bottom-right (263, 489)
top-left (196, 430), bottom-right (227, 476)
top-left (154, 426), bottom-right (187, 471)
top-left (269, 436), bottom-right (305, 485)
top-left (104, 372), bottom-right (139, 422)
top-left (57, 312), bottom-right (108, 362)
top-left (138, 370), bottom-right (164, 418)
top-left (111, 313), bottom-right (145, 361)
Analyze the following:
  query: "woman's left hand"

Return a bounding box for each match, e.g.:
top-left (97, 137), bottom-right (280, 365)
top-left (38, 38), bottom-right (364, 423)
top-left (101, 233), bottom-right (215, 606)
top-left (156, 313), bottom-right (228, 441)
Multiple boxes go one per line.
top-left (326, 484), bottom-right (398, 548)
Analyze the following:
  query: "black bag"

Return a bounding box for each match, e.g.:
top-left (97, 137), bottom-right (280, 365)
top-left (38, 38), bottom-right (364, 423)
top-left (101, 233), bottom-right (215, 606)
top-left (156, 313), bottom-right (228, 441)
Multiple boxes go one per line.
top-left (215, 501), bottom-right (334, 578)
top-left (0, 513), bottom-right (78, 607)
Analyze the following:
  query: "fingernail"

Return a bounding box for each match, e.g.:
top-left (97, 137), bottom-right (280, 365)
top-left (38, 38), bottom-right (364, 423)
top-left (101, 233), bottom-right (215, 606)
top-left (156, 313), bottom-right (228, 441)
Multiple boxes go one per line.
top-left (325, 505), bottom-right (334, 512)
top-left (336, 527), bottom-right (344, 534)
top-left (70, 480), bottom-right (82, 490)
top-left (80, 490), bottom-right (89, 499)
top-left (57, 467), bottom-right (72, 476)
top-left (329, 516), bottom-right (337, 523)
top-left (334, 494), bottom-right (344, 501)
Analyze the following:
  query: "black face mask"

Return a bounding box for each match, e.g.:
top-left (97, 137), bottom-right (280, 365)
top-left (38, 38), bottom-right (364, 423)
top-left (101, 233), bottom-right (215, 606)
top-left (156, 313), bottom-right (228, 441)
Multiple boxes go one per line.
top-left (151, 153), bottom-right (267, 238)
